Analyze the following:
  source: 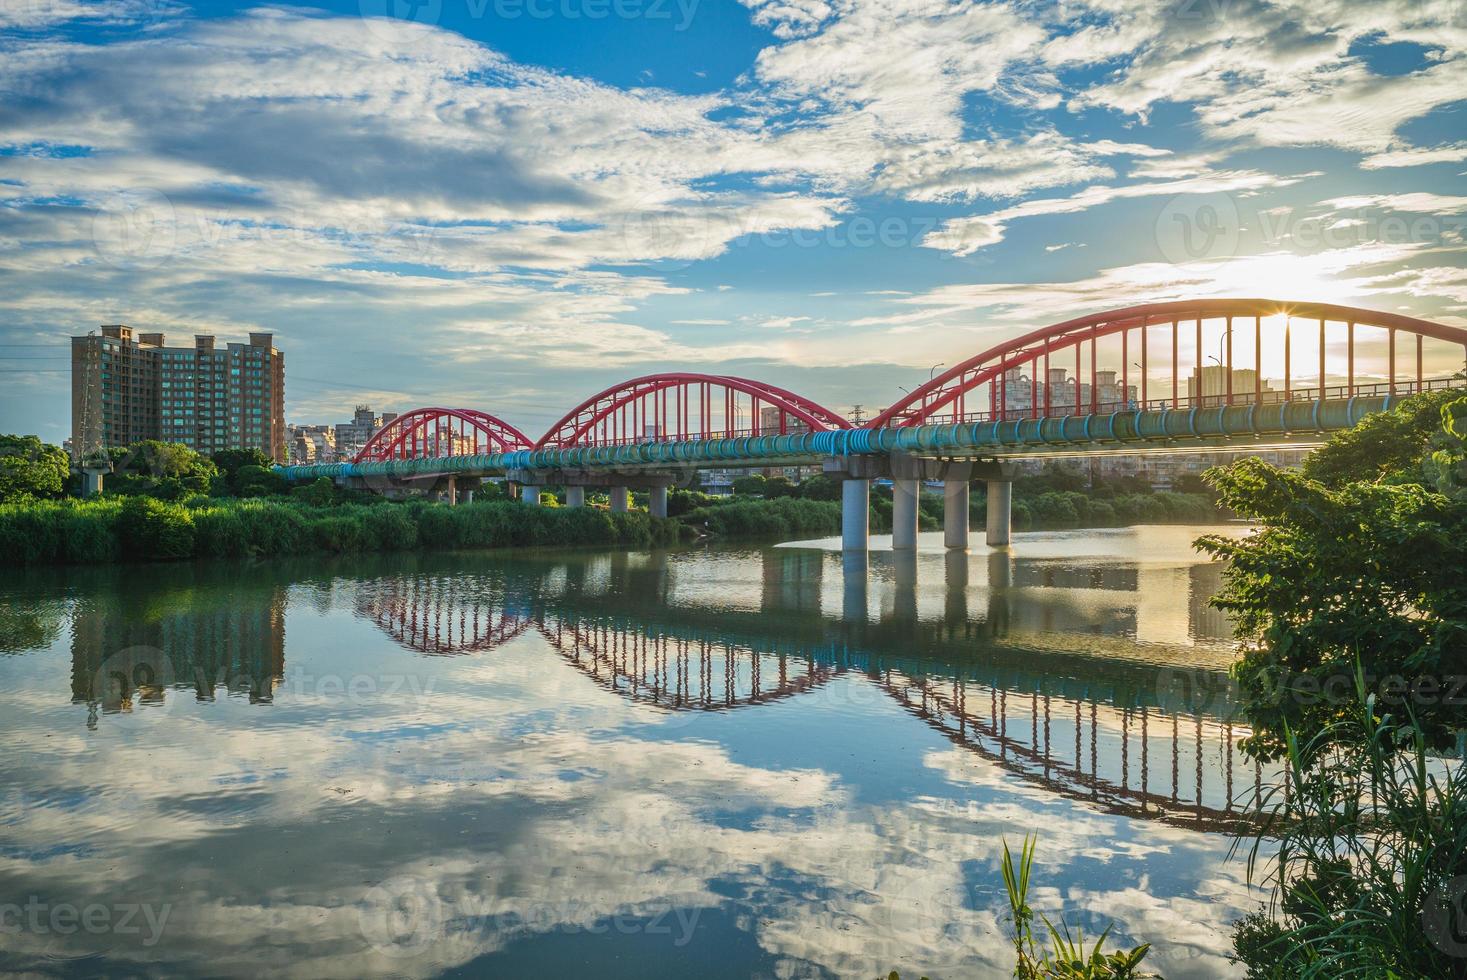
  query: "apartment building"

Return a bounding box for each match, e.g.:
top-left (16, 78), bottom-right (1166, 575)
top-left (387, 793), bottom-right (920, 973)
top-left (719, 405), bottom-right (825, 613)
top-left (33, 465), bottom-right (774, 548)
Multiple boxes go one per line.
top-left (71, 326), bottom-right (286, 462)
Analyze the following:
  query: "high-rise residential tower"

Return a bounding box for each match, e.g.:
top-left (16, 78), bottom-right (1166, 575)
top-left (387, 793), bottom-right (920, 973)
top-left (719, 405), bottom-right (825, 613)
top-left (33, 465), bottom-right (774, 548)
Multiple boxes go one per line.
top-left (71, 326), bottom-right (286, 461)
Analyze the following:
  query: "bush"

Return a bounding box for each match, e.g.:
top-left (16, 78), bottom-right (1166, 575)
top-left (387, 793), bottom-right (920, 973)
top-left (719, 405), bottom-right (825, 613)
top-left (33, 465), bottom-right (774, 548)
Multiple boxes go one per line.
top-left (681, 497), bottom-right (841, 540)
top-left (0, 494), bottom-right (677, 565)
top-left (116, 495), bottom-right (195, 560)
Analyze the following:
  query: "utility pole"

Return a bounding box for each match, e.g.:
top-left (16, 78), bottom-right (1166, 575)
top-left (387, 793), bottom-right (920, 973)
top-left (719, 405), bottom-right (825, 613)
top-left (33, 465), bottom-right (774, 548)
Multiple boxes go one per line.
top-left (848, 404), bottom-right (867, 426)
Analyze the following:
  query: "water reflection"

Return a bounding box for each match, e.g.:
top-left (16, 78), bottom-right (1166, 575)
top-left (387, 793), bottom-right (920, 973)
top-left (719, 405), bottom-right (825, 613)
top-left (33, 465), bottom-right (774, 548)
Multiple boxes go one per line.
top-left (0, 529), bottom-right (1263, 979)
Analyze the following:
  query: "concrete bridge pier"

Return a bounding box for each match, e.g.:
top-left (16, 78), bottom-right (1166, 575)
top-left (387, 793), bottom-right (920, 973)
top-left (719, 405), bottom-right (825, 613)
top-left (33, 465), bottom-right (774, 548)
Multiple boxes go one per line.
top-left (648, 485), bottom-right (668, 518)
top-left (446, 475), bottom-right (458, 506)
top-left (565, 486), bottom-right (585, 508)
top-left (893, 549), bottom-right (919, 621)
top-left (841, 478), bottom-right (870, 552)
top-left (945, 549), bottom-right (970, 623)
top-left (463, 488), bottom-right (474, 504)
top-left (609, 486), bottom-right (629, 513)
top-left (842, 549), bottom-right (868, 622)
top-left (944, 480), bottom-right (970, 550)
top-left (986, 479), bottom-right (1012, 547)
top-left (521, 485), bottom-right (541, 506)
top-left (891, 479), bottom-right (919, 550)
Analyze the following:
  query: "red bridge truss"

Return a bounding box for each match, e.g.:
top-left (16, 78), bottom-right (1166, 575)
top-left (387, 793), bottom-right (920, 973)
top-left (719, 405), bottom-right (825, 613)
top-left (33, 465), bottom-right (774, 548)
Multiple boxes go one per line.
top-left (355, 407), bottom-right (534, 463)
top-left (868, 299), bottom-right (1467, 428)
top-left (341, 300), bottom-right (1467, 464)
top-left (534, 373), bottom-right (851, 449)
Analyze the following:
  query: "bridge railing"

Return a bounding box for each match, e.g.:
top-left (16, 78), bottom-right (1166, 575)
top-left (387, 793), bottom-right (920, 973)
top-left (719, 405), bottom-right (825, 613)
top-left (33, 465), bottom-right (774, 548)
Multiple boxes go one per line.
top-left (931, 377), bottom-right (1457, 426)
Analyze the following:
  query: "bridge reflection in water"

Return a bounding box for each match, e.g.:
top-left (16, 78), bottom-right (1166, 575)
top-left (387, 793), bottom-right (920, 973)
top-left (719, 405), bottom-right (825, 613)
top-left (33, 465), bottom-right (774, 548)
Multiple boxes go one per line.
top-left (344, 546), bottom-right (1262, 832)
top-left (56, 543), bottom-right (1258, 832)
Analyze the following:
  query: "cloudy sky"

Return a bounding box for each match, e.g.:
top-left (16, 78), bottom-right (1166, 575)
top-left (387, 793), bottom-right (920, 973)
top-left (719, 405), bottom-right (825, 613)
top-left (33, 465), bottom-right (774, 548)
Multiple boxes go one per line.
top-left (2, 0), bottom-right (1465, 442)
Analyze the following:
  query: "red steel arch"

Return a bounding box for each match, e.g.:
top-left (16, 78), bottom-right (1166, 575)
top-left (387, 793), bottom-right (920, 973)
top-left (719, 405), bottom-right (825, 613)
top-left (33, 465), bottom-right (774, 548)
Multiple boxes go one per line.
top-left (354, 407), bottom-right (534, 463)
top-left (868, 299), bottom-right (1467, 429)
top-left (535, 373), bottom-right (851, 449)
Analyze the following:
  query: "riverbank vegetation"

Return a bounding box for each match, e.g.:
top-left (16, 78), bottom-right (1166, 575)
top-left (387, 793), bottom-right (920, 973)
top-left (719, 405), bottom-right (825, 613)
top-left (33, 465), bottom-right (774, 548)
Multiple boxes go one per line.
top-left (0, 495), bottom-right (678, 564)
top-left (1, 434), bottom-right (1222, 561)
top-left (1196, 387), bottom-right (1467, 975)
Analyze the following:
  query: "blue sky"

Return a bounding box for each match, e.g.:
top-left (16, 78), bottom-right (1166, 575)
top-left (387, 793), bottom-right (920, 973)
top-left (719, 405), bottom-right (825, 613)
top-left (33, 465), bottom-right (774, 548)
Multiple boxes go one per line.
top-left (2, 0), bottom-right (1465, 441)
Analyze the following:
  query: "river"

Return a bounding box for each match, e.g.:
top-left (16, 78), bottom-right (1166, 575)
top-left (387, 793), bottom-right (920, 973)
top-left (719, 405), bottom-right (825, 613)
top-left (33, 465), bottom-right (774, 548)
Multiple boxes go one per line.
top-left (0, 524), bottom-right (1266, 978)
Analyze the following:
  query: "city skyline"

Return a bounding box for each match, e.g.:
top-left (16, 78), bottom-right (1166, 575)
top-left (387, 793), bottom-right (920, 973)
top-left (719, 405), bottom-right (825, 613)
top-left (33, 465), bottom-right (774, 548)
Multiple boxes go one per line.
top-left (4, 1), bottom-right (1466, 444)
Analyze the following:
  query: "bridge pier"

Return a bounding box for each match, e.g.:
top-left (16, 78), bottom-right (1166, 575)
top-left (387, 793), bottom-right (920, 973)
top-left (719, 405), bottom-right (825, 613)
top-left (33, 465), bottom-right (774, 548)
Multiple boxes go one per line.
top-left (944, 480), bottom-right (969, 550)
top-left (985, 479), bottom-right (1012, 547)
top-left (521, 485), bottom-right (541, 507)
top-left (891, 479), bottom-right (919, 550)
top-left (609, 486), bottom-right (629, 513)
top-left (841, 478), bottom-right (869, 552)
top-left (565, 486), bottom-right (585, 508)
top-left (446, 475), bottom-right (458, 506)
top-left (842, 550), bottom-right (868, 621)
top-left (945, 549), bottom-right (969, 623)
top-left (648, 485), bottom-right (668, 518)
top-left (893, 549), bottom-right (919, 621)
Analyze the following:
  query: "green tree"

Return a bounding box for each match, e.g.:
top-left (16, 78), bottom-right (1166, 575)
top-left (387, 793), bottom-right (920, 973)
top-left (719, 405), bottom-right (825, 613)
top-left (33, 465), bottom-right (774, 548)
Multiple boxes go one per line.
top-left (1301, 386), bottom-right (1462, 487)
top-left (763, 475), bottom-right (796, 498)
top-left (234, 464), bottom-right (288, 497)
top-left (108, 441), bottom-right (217, 497)
top-left (1200, 391), bottom-right (1467, 974)
top-left (1199, 456), bottom-right (1467, 761)
top-left (731, 474), bottom-right (767, 496)
top-left (797, 474), bottom-right (840, 501)
top-left (0, 434), bottom-right (68, 503)
top-left (211, 448), bottom-right (275, 495)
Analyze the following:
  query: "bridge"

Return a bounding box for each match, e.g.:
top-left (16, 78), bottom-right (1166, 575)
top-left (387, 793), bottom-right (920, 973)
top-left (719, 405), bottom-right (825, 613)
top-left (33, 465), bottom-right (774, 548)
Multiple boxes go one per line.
top-left (279, 299), bottom-right (1467, 550)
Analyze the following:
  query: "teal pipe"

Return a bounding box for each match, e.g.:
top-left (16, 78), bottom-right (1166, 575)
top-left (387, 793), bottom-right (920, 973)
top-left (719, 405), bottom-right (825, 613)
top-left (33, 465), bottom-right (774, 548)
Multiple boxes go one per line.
top-left (276, 393), bottom-right (1414, 482)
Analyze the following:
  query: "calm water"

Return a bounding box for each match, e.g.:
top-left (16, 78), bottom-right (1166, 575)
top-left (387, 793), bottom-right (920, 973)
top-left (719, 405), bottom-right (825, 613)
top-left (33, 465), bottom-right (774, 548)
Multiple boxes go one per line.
top-left (0, 525), bottom-right (1267, 978)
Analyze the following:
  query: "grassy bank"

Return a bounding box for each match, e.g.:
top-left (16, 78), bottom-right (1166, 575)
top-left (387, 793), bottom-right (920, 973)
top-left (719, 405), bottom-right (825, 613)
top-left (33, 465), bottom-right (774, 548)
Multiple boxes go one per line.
top-left (0, 496), bottom-right (681, 565)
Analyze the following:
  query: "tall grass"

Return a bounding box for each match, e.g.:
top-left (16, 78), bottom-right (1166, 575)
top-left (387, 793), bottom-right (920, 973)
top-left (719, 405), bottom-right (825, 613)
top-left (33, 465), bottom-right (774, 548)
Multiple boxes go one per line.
top-left (0, 497), bottom-right (679, 565)
top-left (1000, 834), bottom-right (1157, 979)
top-left (1230, 676), bottom-right (1467, 978)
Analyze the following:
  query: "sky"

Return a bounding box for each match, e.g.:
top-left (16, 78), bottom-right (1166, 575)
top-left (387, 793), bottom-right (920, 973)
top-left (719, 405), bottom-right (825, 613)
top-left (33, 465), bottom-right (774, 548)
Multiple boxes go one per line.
top-left (1, 0), bottom-right (1465, 442)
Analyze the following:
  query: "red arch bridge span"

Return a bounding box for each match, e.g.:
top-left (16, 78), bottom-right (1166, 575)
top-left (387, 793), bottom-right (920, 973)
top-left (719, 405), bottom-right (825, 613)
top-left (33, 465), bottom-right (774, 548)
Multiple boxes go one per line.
top-left (280, 299), bottom-right (1467, 550)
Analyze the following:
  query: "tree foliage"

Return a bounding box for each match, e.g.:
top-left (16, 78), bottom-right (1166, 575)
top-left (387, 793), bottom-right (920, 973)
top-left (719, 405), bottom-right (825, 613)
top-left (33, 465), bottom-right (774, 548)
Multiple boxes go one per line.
top-left (1199, 456), bottom-right (1467, 760)
top-left (1301, 387), bottom-right (1463, 487)
top-left (0, 434), bottom-right (68, 503)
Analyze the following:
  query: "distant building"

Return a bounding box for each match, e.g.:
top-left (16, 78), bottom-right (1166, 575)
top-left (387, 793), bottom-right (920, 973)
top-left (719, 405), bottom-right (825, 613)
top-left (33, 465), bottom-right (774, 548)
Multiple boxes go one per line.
top-left (288, 424), bottom-right (337, 464)
top-left (333, 405), bottom-right (398, 459)
top-left (71, 325), bottom-right (286, 462)
top-left (999, 366), bottom-right (1137, 415)
top-left (1186, 366), bottom-right (1273, 402)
